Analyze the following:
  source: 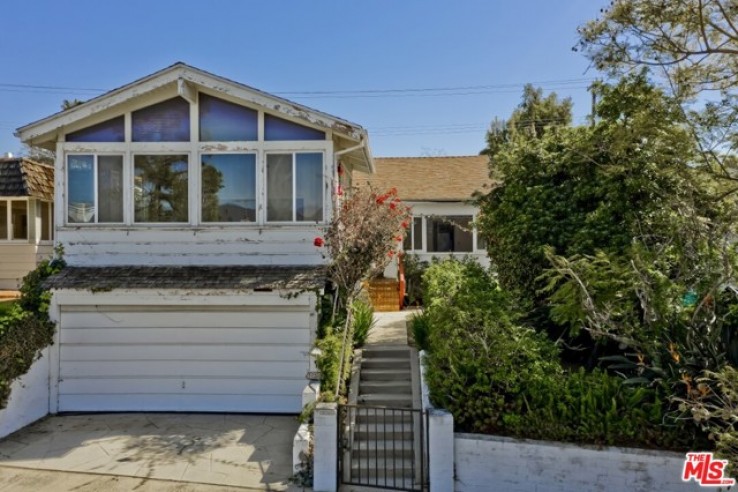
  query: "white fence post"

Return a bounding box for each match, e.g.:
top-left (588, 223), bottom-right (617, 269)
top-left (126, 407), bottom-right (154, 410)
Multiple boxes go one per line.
top-left (313, 402), bottom-right (338, 492)
top-left (428, 408), bottom-right (455, 492)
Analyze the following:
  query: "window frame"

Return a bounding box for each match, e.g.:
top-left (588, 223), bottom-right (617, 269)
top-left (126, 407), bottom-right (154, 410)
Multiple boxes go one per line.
top-left (65, 153), bottom-right (126, 225)
top-left (265, 151), bottom-right (325, 224)
top-left (132, 152), bottom-right (191, 225)
top-left (0, 198), bottom-right (29, 242)
top-left (404, 214), bottom-right (486, 255)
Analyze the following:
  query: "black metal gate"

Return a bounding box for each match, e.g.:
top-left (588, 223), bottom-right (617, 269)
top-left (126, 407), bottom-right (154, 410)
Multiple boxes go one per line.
top-left (338, 404), bottom-right (428, 491)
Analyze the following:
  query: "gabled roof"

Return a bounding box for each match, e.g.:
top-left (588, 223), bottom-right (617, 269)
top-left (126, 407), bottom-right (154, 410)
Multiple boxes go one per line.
top-left (0, 157), bottom-right (54, 200)
top-left (15, 62), bottom-right (373, 172)
top-left (353, 155), bottom-right (496, 202)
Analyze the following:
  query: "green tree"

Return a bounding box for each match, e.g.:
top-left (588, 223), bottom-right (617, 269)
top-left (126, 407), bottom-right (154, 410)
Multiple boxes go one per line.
top-left (482, 84), bottom-right (573, 158)
top-left (577, 0), bottom-right (738, 194)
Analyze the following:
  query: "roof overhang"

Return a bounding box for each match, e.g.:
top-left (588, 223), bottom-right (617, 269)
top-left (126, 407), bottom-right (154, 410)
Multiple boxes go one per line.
top-left (16, 62), bottom-right (372, 171)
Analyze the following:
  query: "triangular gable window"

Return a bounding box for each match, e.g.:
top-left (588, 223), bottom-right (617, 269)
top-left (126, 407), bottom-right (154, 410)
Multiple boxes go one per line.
top-left (264, 114), bottom-right (325, 141)
top-left (66, 116), bottom-right (124, 142)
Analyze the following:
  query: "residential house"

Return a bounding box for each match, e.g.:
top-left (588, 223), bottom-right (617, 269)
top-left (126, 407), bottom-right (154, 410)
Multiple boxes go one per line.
top-left (0, 156), bottom-right (54, 289)
top-left (15, 63), bottom-right (372, 414)
top-left (354, 155), bottom-right (494, 278)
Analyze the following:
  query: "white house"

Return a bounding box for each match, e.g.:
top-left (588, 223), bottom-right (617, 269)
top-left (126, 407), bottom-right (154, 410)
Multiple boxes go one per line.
top-left (0, 156), bottom-right (55, 289)
top-left (354, 155), bottom-right (494, 278)
top-left (14, 63), bottom-right (372, 414)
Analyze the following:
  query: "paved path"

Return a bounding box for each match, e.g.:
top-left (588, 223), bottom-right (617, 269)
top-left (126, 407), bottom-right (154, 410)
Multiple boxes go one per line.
top-left (365, 311), bottom-right (416, 346)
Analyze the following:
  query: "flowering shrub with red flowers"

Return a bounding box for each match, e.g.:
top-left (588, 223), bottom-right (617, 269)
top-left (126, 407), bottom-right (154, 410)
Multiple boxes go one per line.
top-left (316, 186), bottom-right (411, 309)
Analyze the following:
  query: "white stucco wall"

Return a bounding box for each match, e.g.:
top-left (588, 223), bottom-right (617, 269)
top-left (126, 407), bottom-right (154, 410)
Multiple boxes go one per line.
top-left (0, 348), bottom-right (50, 439)
top-left (454, 433), bottom-right (702, 492)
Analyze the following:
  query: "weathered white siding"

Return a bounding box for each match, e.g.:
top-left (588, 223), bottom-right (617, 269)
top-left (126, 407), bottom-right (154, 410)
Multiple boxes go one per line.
top-left (58, 228), bottom-right (326, 266)
top-left (0, 243), bottom-right (53, 289)
top-left (51, 290), bottom-right (317, 414)
top-left (0, 348), bottom-right (50, 439)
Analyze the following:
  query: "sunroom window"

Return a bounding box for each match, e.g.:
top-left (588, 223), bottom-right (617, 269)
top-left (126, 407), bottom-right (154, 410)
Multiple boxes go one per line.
top-left (132, 97), bottom-right (190, 142)
top-left (266, 153), bottom-right (323, 222)
top-left (201, 154), bottom-right (256, 222)
top-left (66, 116), bottom-right (125, 142)
top-left (134, 155), bottom-right (189, 223)
top-left (67, 155), bottom-right (124, 223)
top-left (426, 215), bottom-right (473, 253)
top-left (199, 94), bottom-right (258, 141)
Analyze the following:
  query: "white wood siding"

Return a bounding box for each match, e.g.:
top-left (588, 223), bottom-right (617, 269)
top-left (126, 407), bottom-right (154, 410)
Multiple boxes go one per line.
top-left (57, 302), bottom-right (314, 413)
top-left (58, 228), bottom-right (325, 266)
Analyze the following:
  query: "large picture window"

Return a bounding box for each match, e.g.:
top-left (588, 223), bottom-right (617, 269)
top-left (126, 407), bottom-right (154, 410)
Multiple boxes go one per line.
top-left (134, 155), bottom-right (189, 223)
top-left (266, 153), bottom-right (323, 222)
top-left (67, 155), bottom-right (124, 223)
top-left (426, 215), bottom-right (473, 253)
top-left (201, 154), bottom-right (256, 222)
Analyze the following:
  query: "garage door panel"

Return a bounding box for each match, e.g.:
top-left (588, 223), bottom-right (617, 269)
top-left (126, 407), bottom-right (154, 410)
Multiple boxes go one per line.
top-left (59, 377), bottom-right (308, 396)
top-left (61, 344), bottom-right (307, 362)
top-left (58, 394), bottom-right (302, 413)
top-left (61, 360), bottom-right (307, 379)
top-left (61, 327), bottom-right (310, 345)
top-left (58, 304), bottom-right (313, 414)
top-left (61, 311), bottom-right (310, 329)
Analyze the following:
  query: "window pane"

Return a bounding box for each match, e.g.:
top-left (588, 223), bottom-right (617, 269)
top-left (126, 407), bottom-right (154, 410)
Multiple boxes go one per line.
top-left (413, 217), bottom-right (423, 250)
top-left (66, 116), bottom-right (125, 142)
top-left (98, 156), bottom-right (124, 223)
top-left (67, 155), bottom-right (95, 223)
top-left (199, 94), bottom-right (258, 141)
top-left (403, 227), bottom-right (411, 251)
top-left (202, 154), bottom-right (256, 222)
top-left (40, 202), bottom-right (51, 240)
top-left (427, 215), bottom-right (473, 253)
top-left (296, 153), bottom-right (323, 222)
top-left (0, 202), bottom-right (7, 239)
top-left (134, 155), bottom-right (189, 222)
top-left (264, 114), bottom-right (325, 141)
top-left (11, 201), bottom-right (27, 240)
top-left (267, 154), bottom-right (293, 221)
top-left (132, 97), bottom-right (190, 142)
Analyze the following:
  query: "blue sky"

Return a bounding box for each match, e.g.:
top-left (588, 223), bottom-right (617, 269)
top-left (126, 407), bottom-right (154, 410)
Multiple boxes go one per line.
top-left (0, 0), bottom-right (608, 157)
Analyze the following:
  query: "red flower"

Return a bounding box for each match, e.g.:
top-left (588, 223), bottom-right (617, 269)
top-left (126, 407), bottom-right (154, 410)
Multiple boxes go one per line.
top-left (401, 221), bottom-right (409, 229)
top-left (388, 187), bottom-right (398, 196)
top-left (313, 237), bottom-right (324, 247)
top-left (387, 250), bottom-right (395, 257)
top-left (395, 236), bottom-right (403, 242)
top-left (389, 202), bottom-right (397, 210)
top-left (376, 194), bottom-right (388, 205)
top-left (337, 164), bottom-right (344, 176)
top-left (336, 185), bottom-right (343, 196)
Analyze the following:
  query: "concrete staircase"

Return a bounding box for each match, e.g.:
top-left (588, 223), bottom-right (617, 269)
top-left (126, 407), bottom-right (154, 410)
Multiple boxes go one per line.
top-left (348, 344), bottom-right (418, 488)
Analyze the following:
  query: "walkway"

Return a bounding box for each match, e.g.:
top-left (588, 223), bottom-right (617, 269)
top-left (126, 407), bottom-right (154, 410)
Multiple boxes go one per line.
top-left (365, 311), bottom-right (415, 346)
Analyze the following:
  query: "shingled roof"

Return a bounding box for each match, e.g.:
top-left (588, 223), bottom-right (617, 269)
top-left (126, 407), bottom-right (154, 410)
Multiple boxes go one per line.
top-left (353, 155), bottom-right (496, 202)
top-left (0, 157), bottom-right (54, 200)
top-left (45, 265), bottom-right (326, 291)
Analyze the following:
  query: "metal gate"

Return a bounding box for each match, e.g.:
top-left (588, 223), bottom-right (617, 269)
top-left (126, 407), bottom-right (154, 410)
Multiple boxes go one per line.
top-left (338, 404), bottom-right (428, 491)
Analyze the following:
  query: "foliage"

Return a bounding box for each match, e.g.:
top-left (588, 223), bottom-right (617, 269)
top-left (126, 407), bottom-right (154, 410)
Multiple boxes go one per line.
top-left (410, 311), bottom-right (431, 352)
top-left (0, 301), bottom-right (16, 316)
top-left (677, 366), bottom-right (738, 475)
top-left (290, 441), bottom-right (314, 488)
top-left (351, 300), bottom-right (374, 348)
top-left (319, 186), bottom-right (411, 311)
top-left (421, 259), bottom-right (702, 448)
top-left (576, 0), bottom-right (738, 198)
top-left (315, 325), bottom-right (343, 403)
top-left (402, 253), bottom-right (428, 306)
top-left (478, 75), bottom-right (715, 340)
top-left (0, 251), bottom-right (66, 409)
top-left (482, 84), bottom-right (572, 159)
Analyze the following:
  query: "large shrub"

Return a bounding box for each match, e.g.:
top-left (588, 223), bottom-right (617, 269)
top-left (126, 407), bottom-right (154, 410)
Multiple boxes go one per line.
top-left (421, 258), bottom-right (701, 448)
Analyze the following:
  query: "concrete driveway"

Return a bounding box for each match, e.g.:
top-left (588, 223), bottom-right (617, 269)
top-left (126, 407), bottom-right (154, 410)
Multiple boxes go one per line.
top-left (0, 413), bottom-right (303, 491)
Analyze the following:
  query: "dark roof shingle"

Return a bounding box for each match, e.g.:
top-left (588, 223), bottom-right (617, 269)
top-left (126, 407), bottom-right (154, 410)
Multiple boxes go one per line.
top-left (0, 157), bottom-right (54, 200)
top-left (45, 265), bottom-right (326, 291)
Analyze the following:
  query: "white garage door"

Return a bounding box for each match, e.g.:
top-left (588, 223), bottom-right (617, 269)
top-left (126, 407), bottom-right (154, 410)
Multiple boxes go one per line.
top-left (58, 306), bottom-right (311, 413)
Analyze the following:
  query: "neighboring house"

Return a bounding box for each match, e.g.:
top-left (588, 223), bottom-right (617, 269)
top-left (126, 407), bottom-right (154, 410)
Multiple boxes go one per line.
top-left (0, 156), bottom-right (54, 289)
top-left (14, 63), bottom-right (372, 414)
top-left (354, 155), bottom-right (495, 276)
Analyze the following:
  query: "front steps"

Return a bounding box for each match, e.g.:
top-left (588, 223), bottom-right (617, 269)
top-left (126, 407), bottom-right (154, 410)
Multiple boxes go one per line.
top-left (347, 344), bottom-right (418, 487)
